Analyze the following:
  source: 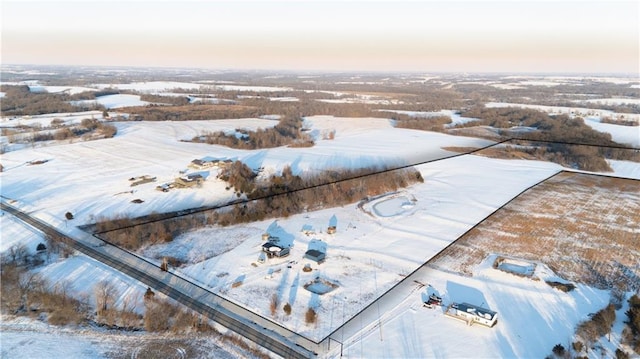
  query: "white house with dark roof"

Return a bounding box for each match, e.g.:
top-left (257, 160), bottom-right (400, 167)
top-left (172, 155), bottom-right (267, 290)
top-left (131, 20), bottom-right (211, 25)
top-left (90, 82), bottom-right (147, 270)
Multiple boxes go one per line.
top-left (446, 302), bottom-right (498, 327)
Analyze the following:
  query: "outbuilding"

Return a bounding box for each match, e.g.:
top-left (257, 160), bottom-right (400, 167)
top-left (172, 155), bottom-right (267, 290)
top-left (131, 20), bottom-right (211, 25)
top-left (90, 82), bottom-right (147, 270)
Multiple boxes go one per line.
top-left (304, 249), bottom-right (326, 263)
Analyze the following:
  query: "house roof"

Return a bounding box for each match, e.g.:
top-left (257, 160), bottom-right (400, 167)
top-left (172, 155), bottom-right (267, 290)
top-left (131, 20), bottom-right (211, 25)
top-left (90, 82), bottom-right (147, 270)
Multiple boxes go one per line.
top-left (453, 302), bottom-right (497, 320)
top-left (304, 249), bottom-right (325, 259)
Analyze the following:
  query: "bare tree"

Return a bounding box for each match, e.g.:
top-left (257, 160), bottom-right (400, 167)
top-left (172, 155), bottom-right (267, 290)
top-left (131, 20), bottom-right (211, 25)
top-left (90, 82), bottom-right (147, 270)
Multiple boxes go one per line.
top-left (94, 280), bottom-right (117, 324)
top-left (18, 272), bottom-right (45, 312)
top-left (9, 244), bottom-right (28, 264)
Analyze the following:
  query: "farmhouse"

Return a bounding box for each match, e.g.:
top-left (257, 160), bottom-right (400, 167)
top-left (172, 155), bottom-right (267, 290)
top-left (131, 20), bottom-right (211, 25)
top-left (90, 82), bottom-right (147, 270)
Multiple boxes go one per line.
top-left (262, 241), bottom-right (290, 258)
top-left (188, 157), bottom-right (232, 170)
top-left (174, 173), bottom-right (204, 188)
top-left (446, 302), bottom-right (498, 327)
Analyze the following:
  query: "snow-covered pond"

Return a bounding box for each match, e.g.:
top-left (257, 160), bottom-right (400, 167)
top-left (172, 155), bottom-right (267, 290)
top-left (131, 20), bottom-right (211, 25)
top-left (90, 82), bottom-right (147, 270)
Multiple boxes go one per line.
top-left (496, 258), bottom-right (536, 276)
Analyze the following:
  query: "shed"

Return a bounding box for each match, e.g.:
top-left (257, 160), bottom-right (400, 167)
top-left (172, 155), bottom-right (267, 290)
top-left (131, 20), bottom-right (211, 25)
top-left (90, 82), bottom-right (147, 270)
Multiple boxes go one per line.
top-left (301, 224), bottom-right (315, 235)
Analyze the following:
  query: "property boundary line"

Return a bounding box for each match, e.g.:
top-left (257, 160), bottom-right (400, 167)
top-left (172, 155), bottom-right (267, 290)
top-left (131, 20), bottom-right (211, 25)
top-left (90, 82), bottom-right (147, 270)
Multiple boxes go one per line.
top-left (92, 138), bottom-right (638, 235)
top-left (85, 140), bottom-right (639, 348)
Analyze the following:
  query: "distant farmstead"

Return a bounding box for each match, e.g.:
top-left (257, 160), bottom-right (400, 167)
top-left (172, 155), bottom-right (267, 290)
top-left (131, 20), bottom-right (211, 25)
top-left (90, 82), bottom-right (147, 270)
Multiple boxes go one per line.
top-left (188, 157), bottom-right (232, 170)
top-left (174, 173), bottom-right (204, 188)
top-left (445, 302), bottom-right (498, 327)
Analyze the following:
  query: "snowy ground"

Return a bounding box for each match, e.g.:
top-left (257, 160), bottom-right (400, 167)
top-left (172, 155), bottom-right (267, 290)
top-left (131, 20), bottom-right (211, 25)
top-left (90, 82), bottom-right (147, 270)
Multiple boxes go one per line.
top-left (152, 155), bottom-right (564, 341)
top-left (70, 94), bottom-right (152, 109)
top-left (0, 315), bottom-right (249, 359)
top-left (337, 259), bottom-right (618, 358)
top-left (1, 111), bottom-right (639, 357)
top-left (89, 81), bottom-right (291, 93)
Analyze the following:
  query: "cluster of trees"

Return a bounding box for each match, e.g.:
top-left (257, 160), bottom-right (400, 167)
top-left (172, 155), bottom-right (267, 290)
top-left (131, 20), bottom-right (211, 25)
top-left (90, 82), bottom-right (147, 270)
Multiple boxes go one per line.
top-left (392, 114), bottom-right (452, 132)
top-left (217, 160), bottom-right (257, 194)
top-left (557, 295), bottom-right (640, 359)
top-left (53, 118), bottom-right (117, 140)
top-left (624, 295), bottom-right (640, 354)
top-left (1, 264), bottom-right (89, 326)
top-left (138, 93), bottom-right (191, 106)
top-left (125, 104), bottom-right (260, 121)
top-left (6, 118), bottom-right (117, 147)
top-left (0, 85), bottom-right (77, 116)
top-left (194, 115), bottom-right (313, 149)
top-left (575, 304), bottom-right (617, 352)
top-left (459, 107), bottom-right (639, 172)
top-left (1, 237), bottom-right (97, 327)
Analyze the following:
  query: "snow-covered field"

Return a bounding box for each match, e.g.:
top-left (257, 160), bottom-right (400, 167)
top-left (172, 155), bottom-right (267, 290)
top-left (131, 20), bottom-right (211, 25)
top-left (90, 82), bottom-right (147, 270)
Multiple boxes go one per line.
top-left (0, 115), bottom-right (491, 225)
top-left (150, 155), bottom-right (564, 341)
top-left (90, 81), bottom-right (291, 93)
top-left (339, 258), bottom-right (625, 358)
top-left (70, 94), bottom-right (152, 109)
top-left (1, 112), bottom-right (639, 357)
top-left (580, 97), bottom-right (640, 106)
top-left (0, 315), bottom-right (249, 359)
top-left (377, 109), bottom-right (480, 127)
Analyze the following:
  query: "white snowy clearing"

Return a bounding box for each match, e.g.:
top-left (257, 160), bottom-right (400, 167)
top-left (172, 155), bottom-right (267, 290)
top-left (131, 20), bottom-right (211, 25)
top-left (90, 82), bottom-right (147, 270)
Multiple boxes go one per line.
top-left (71, 94), bottom-right (152, 109)
top-left (1, 114), bottom-right (639, 357)
top-left (0, 110), bottom-right (108, 127)
top-left (376, 109), bottom-right (480, 127)
top-left (579, 98), bottom-right (640, 106)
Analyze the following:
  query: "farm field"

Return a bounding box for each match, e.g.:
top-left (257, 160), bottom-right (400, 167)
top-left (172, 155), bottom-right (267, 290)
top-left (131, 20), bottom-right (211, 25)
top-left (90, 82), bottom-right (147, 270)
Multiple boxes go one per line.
top-left (339, 171), bottom-right (639, 358)
top-left (1, 68), bottom-right (639, 358)
top-left (429, 171), bottom-right (640, 291)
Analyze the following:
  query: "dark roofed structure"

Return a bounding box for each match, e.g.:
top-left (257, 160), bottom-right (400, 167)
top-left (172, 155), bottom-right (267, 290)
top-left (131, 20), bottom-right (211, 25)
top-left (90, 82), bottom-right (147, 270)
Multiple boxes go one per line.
top-left (304, 249), bottom-right (326, 263)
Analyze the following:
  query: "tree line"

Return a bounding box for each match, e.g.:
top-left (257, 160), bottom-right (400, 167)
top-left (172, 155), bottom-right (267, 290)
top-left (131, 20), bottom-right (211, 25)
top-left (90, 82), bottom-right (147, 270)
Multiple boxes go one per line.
top-left (459, 106), bottom-right (640, 172)
top-left (96, 163), bottom-right (424, 251)
top-left (193, 115), bottom-right (314, 149)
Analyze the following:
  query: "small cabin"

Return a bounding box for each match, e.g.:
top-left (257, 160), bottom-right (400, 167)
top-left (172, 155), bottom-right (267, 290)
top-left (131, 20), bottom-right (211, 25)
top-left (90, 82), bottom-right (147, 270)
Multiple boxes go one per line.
top-left (301, 224), bottom-right (315, 236)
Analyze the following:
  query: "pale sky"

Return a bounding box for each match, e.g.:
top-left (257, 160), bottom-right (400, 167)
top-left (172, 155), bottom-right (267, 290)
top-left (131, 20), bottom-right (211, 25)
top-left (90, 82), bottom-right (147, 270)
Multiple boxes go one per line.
top-left (2, 1), bottom-right (638, 74)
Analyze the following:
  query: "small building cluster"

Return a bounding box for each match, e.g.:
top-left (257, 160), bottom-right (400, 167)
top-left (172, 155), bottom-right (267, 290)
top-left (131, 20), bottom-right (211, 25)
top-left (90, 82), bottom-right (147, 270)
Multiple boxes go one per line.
top-left (156, 173), bottom-right (206, 192)
top-left (188, 157), bottom-right (232, 170)
top-left (174, 173), bottom-right (204, 188)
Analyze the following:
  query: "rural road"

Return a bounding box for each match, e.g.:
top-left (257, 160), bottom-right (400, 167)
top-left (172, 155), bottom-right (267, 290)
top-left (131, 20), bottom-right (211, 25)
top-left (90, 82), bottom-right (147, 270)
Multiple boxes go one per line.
top-left (1, 201), bottom-right (319, 359)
